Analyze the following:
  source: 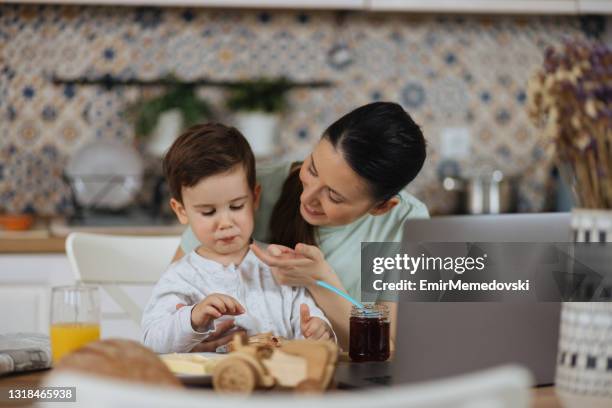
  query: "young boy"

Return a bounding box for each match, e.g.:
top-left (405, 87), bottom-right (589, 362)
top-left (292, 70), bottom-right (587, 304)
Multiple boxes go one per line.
top-left (142, 123), bottom-right (334, 354)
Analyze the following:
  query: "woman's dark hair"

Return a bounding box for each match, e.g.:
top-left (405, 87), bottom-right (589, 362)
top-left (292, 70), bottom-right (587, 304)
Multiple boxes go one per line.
top-left (269, 102), bottom-right (426, 248)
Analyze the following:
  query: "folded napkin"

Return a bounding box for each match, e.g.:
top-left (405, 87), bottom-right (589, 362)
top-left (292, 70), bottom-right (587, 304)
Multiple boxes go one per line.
top-left (0, 333), bottom-right (51, 375)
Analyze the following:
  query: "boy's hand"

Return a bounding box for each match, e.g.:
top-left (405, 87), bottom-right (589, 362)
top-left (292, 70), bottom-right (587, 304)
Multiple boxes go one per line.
top-left (300, 304), bottom-right (332, 341)
top-left (190, 293), bottom-right (245, 332)
top-left (177, 303), bottom-right (246, 351)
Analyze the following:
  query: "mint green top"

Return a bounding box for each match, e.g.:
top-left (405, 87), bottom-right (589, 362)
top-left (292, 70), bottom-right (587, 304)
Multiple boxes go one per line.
top-left (180, 162), bottom-right (429, 300)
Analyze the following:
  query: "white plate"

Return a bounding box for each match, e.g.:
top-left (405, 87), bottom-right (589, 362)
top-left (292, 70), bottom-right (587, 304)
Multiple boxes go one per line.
top-left (161, 352), bottom-right (225, 386)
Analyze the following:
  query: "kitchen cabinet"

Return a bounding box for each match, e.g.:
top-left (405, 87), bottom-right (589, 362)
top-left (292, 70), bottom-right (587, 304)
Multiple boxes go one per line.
top-left (13, 0), bottom-right (610, 14)
top-left (12, 0), bottom-right (612, 14)
top-left (577, 0), bottom-right (612, 13)
top-left (0, 254), bottom-right (153, 340)
top-left (367, 0), bottom-right (579, 14)
top-left (9, 0), bottom-right (367, 9)
top-left (9, 0), bottom-right (588, 13)
top-left (0, 286), bottom-right (49, 333)
top-left (0, 254), bottom-right (70, 335)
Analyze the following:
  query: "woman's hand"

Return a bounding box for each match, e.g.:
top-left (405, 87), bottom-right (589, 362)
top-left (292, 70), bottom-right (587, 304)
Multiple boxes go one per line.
top-left (250, 243), bottom-right (332, 287)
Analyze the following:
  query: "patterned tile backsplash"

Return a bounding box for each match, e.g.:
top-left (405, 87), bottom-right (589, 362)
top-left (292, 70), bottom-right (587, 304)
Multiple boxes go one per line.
top-left (0, 5), bottom-right (596, 215)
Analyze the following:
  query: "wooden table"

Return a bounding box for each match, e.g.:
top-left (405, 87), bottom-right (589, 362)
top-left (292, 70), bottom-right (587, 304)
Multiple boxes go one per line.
top-left (531, 387), bottom-right (562, 408)
top-left (0, 368), bottom-right (562, 407)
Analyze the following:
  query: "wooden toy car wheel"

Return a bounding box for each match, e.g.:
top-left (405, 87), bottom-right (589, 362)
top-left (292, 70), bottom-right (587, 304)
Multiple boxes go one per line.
top-left (213, 358), bottom-right (257, 394)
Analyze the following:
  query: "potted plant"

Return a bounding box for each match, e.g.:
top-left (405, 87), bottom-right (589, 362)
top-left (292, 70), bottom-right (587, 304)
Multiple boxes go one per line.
top-left (528, 40), bottom-right (611, 408)
top-left (226, 77), bottom-right (291, 158)
top-left (128, 82), bottom-right (212, 157)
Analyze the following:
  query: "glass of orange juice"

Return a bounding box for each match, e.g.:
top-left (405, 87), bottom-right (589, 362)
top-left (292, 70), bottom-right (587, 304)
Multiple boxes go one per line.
top-left (50, 285), bottom-right (100, 363)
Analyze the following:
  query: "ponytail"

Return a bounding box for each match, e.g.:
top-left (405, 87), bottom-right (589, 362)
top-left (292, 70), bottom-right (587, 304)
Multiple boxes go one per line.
top-left (268, 163), bottom-right (317, 248)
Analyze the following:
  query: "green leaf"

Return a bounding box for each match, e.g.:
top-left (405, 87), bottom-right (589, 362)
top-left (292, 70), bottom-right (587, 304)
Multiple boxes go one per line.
top-left (226, 77), bottom-right (291, 113)
top-left (127, 80), bottom-right (213, 139)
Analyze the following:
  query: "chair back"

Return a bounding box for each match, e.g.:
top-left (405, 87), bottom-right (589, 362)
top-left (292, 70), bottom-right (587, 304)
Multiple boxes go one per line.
top-left (65, 232), bottom-right (181, 324)
top-left (42, 365), bottom-right (532, 408)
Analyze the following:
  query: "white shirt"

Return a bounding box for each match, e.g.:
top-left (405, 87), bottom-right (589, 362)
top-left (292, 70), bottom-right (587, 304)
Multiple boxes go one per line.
top-left (141, 248), bottom-right (332, 353)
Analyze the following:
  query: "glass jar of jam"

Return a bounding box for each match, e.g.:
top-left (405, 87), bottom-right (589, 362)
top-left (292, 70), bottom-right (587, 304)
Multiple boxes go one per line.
top-left (349, 303), bottom-right (390, 362)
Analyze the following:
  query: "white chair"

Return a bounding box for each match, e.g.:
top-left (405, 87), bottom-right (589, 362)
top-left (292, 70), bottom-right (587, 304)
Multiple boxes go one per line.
top-left (65, 232), bottom-right (181, 326)
top-left (42, 364), bottom-right (532, 408)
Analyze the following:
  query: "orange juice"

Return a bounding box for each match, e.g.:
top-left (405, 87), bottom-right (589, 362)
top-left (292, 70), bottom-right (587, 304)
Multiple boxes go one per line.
top-left (50, 322), bottom-right (100, 362)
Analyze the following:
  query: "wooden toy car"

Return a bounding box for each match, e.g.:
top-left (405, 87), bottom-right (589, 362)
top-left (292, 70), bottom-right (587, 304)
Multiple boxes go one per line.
top-left (212, 333), bottom-right (338, 394)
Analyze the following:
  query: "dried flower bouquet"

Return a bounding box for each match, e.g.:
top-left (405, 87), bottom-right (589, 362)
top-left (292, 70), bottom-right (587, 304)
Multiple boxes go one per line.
top-left (528, 40), bottom-right (611, 208)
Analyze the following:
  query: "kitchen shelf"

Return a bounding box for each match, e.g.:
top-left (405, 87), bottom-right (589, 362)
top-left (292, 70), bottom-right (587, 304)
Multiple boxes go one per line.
top-left (52, 75), bottom-right (334, 91)
top-left (577, 0), bottom-right (612, 14)
top-left (9, 0), bottom-right (366, 9)
top-left (367, 0), bottom-right (579, 14)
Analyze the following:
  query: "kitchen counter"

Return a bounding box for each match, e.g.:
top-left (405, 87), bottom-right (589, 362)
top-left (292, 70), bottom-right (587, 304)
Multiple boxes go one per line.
top-left (0, 217), bottom-right (184, 254)
top-left (0, 237), bottom-right (67, 254)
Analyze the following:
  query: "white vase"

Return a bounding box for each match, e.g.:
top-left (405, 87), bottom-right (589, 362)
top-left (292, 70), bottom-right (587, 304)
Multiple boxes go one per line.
top-left (555, 209), bottom-right (612, 408)
top-left (234, 112), bottom-right (280, 158)
top-left (146, 109), bottom-right (184, 158)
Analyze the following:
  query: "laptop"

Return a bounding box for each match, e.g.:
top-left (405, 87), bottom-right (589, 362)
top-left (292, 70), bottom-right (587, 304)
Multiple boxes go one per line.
top-left (336, 213), bottom-right (569, 388)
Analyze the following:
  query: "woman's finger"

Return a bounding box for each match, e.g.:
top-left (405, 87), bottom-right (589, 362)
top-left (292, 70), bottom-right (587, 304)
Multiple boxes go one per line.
top-left (175, 303), bottom-right (186, 310)
top-left (295, 243), bottom-right (322, 261)
top-left (250, 243), bottom-right (281, 265)
top-left (251, 244), bottom-right (312, 268)
top-left (266, 257), bottom-right (313, 268)
top-left (266, 244), bottom-right (295, 257)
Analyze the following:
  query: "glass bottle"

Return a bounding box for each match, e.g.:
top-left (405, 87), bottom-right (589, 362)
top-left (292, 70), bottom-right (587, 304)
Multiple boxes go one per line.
top-left (349, 303), bottom-right (390, 362)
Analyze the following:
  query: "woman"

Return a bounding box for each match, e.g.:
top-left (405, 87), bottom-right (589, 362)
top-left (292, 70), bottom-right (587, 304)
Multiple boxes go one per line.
top-left (173, 101), bottom-right (428, 350)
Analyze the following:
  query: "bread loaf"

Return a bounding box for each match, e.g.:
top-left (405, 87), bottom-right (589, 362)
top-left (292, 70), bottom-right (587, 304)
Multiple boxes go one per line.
top-left (53, 339), bottom-right (182, 387)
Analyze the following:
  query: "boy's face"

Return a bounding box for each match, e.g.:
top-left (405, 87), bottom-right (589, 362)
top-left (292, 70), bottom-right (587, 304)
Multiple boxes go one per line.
top-left (170, 165), bottom-right (260, 257)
